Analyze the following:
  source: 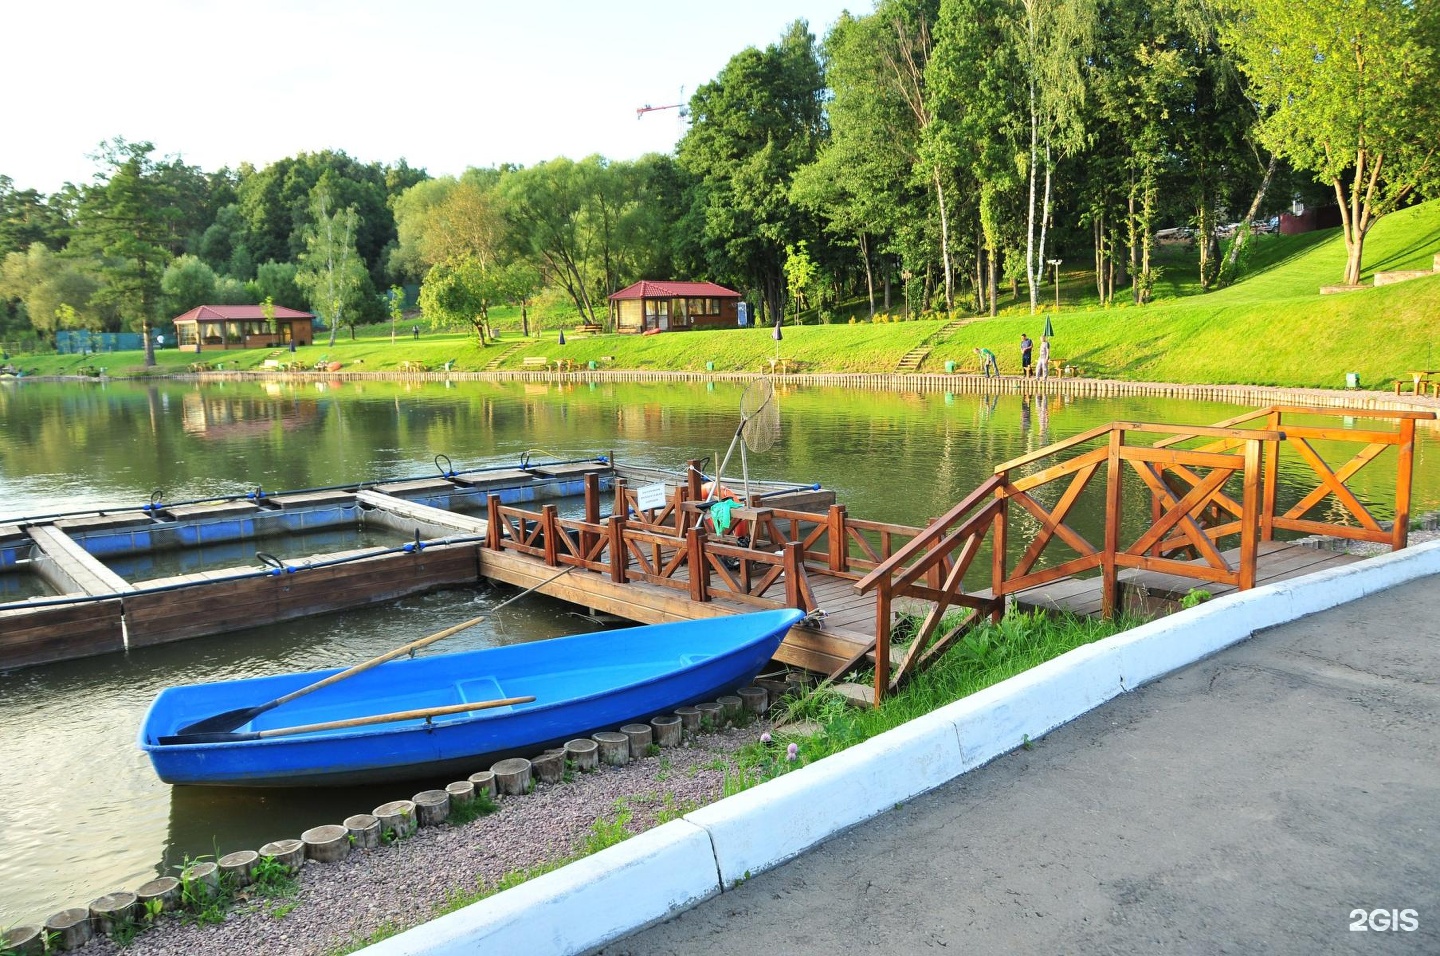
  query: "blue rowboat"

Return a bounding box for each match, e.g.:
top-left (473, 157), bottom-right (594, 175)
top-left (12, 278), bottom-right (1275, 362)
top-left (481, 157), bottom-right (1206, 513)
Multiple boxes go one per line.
top-left (138, 608), bottom-right (803, 787)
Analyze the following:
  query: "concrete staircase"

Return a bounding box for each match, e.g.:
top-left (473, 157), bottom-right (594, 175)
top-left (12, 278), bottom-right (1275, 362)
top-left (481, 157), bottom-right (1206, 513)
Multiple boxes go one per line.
top-left (484, 341), bottom-right (528, 371)
top-left (893, 318), bottom-right (972, 373)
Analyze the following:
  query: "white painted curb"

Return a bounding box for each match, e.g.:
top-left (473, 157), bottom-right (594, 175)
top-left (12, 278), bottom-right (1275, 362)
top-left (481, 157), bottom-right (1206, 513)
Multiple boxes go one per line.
top-left (357, 820), bottom-right (720, 956)
top-left (363, 540), bottom-right (1440, 955)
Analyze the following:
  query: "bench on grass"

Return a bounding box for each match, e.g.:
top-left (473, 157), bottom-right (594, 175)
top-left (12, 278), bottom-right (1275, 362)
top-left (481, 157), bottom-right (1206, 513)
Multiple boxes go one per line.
top-left (522, 356), bottom-right (548, 369)
top-left (575, 323), bottom-right (603, 335)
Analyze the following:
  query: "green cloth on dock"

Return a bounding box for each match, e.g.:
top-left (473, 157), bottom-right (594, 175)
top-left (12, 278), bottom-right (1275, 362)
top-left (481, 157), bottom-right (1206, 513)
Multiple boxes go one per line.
top-left (709, 498), bottom-right (737, 534)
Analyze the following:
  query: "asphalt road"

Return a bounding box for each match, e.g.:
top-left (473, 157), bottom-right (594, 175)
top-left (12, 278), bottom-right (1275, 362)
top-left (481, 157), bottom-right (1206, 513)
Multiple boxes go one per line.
top-left (597, 576), bottom-right (1440, 955)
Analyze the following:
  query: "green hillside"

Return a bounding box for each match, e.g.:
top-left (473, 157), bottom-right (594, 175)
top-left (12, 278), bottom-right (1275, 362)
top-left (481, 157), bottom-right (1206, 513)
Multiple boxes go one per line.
top-left (11, 201), bottom-right (1440, 391)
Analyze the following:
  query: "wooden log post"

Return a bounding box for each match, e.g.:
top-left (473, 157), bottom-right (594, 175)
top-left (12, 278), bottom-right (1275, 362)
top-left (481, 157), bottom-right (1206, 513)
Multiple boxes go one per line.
top-left (620, 722), bottom-right (653, 757)
top-left (345, 813), bottom-right (382, 849)
top-left (695, 701), bottom-right (723, 730)
top-left (43, 908), bottom-right (92, 951)
top-left (739, 685), bottom-right (768, 716)
top-left (181, 861), bottom-right (221, 901)
top-left (674, 705), bottom-right (701, 734)
top-left (218, 850), bottom-right (259, 887)
top-left (302, 824), bottom-right (351, 863)
top-left (491, 757), bottom-right (533, 795)
top-left (371, 801), bottom-right (418, 842)
top-left (446, 779), bottom-right (476, 808)
top-left (135, 876), bottom-right (181, 913)
top-left (89, 891), bottom-right (138, 936)
top-left (717, 695), bottom-right (743, 724)
top-left (650, 714), bottom-right (682, 747)
top-left (411, 790), bottom-right (450, 827)
top-left (612, 477), bottom-right (628, 522)
top-left (565, 737), bottom-right (599, 771)
top-left (593, 731), bottom-right (630, 766)
top-left (532, 750), bottom-right (565, 784)
top-left (258, 839), bottom-right (305, 872)
top-left (1, 925), bottom-right (44, 955)
top-left (468, 770), bottom-right (497, 800)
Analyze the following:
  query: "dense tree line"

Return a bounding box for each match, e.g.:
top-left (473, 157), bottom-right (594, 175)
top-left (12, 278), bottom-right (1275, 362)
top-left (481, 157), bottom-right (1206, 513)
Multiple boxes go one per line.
top-left (3, 0), bottom-right (1437, 360)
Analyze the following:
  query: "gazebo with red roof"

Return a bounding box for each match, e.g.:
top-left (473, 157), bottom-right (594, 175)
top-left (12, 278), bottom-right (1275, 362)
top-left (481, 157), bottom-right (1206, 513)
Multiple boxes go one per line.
top-left (607, 280), bottom-right (743, 333)
top-left (172, 304), bottom-right (315, 353)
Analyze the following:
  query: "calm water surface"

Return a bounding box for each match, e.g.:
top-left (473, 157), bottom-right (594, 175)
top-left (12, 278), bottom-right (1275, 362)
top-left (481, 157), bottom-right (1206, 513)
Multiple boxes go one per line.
top-left (0, 377), bottom-right (1435, 925)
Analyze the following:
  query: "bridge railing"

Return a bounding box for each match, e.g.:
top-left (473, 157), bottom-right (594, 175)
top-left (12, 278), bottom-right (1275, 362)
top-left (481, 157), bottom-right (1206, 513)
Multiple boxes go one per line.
top-left (1151, 405), bottom-right (1433, 551)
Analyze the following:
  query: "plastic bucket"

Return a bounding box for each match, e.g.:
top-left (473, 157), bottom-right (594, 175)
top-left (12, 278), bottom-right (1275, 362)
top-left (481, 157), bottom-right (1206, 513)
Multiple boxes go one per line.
top-left (1346, 372), bottom-right (1360, 389)
top-left (944, 360), bottom-right (956, 374)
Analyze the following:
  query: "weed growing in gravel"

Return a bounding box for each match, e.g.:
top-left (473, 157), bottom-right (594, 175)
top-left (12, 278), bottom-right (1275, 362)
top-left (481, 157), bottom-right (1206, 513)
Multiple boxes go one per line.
top-left (270, 900), bottom-right (298, 919)
top-left (448, 790), bottom-right (498, 826)
top-left (656, 793), bottom-right (698, 824)
top-left (581, 804), bottom-right (633, 854)
top-left (654, 756), bottom-right (671, 782)
top-left (329, 918), bottom-right (405, 954)
top-left (644, 742), bottom-right (661, 757)
top-left (250, 854), bottom-right (298, 899)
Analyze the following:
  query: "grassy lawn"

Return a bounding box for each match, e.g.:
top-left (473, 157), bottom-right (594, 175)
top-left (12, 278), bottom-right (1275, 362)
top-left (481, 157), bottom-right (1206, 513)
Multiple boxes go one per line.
top-left (9, 200), bottom-right (1440, 390)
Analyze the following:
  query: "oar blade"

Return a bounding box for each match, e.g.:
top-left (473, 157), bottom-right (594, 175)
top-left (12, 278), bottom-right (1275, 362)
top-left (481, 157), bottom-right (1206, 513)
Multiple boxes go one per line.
top-left (173, 703), bottom-right (269, 737)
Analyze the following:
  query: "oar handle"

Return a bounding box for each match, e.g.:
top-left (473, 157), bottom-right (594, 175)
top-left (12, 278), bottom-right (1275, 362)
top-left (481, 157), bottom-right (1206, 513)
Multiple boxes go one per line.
top-left (270, 615), bottom-right (487, 708)
top-left (255, 695), bottom-right (535, 739)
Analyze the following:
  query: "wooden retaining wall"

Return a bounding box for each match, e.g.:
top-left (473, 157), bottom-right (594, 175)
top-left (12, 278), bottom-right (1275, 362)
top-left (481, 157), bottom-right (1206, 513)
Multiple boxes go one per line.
top-left (125, 543), bottom-right (482, 649)
top-left (0, 599), bottom-right (125, 669)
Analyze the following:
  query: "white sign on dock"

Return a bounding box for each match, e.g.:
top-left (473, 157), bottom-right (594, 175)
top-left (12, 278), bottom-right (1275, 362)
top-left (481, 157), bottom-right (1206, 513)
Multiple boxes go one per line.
top-left (636, 483), bottom-right (668, 512)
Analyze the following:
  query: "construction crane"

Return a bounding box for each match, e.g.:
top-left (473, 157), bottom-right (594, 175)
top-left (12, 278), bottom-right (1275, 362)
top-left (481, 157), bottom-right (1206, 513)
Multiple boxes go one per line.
top-left (636, 103), bottom-right (687, 120)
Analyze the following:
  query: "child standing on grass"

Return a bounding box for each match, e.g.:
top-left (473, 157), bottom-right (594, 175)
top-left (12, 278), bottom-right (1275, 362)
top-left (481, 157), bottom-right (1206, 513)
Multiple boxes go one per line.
top-left (1037, 336), bottom-right (1050, 378)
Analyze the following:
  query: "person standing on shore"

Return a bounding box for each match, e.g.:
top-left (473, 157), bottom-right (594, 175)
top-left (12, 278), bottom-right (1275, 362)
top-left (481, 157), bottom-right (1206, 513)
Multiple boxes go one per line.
top-left (1020, 334), bottom-right (1033, 376)
top-left (1037, 335), bottom-right (1050, 378)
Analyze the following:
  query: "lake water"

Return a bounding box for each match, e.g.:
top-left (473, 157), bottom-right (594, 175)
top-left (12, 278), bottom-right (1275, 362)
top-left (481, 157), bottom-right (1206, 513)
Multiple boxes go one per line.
top-left (1, 377), bottom-right (1435, 927)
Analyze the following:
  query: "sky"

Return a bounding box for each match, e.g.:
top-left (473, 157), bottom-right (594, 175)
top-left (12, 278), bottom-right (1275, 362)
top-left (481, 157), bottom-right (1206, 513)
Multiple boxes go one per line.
top-left (2, 0), bottom-right (860, 195)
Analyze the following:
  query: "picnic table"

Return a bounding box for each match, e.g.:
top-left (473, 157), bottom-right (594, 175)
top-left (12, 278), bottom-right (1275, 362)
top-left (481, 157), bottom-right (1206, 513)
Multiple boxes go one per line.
top-left (1396, 370), bottom-right (1439, 395)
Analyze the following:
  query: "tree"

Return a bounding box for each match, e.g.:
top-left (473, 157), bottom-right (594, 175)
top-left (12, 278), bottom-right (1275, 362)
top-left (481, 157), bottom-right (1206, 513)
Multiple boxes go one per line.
top-left (783, 241), bottom-right (820, 324)
top-left (680, 20), bottom-right (828, 323)
top-left (72, 139), bottom-right (179, 366)
top-left (0, 243), bottom-right (102, 335)
top-left (248, 261), bottom-right (306, 310)
top-left (160, 255), bottom-right (218, 316)
top-left (1222, 0), bottom-right (1440, 285)
top-left (418, 257), bottom-right (497, 344)
top-left (496, 261), bottom-right (544, 337)
top-left (295, 182), bottom-right (368, 346)
top-left (0, 175), bottom-right (67, 259)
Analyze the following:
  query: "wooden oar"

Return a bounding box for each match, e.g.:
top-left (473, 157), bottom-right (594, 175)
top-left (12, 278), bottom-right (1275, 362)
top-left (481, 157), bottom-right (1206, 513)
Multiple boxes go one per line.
top-left (172, 615), bottom-right (489, 736)
top-left (160, 695), bottom-right (535, 745)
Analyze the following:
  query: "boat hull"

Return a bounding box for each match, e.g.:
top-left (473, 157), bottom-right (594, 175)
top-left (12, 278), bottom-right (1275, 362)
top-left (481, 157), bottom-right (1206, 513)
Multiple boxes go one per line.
top-left (138, 608), bottom-right (803, 787)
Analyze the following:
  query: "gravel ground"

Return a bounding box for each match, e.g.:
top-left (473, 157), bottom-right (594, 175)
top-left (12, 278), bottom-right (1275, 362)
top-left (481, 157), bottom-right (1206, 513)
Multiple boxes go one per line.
top-left (82, 724), bottom-right (774, 956)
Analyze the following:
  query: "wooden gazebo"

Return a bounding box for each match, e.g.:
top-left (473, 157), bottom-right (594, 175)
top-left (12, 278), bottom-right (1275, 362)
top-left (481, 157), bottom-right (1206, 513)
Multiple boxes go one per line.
top-left (172, 305), bottom-right (315, 352)
top-left (608, 281), bottom-right (742, 333)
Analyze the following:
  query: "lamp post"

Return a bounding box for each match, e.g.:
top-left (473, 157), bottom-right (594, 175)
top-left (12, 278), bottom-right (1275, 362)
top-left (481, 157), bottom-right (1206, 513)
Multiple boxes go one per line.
top-left (1048, 259), bottom-right (1063, 312)
top-left (901, 270), bottom-right (913, 321)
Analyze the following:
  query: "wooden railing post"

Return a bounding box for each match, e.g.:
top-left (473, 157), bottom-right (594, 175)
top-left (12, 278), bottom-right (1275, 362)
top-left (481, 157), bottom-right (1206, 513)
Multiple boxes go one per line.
top-left (990, 486), bottom-right (1009, 622)
top-left (1261, 409), bottom-right (1281, 542)
top-left (874, 584), bottom-right (891, 704)
top-left (827, 504), bottom-right (847, 572)
top-left (582, 473), bottom-right (599, 560)
top-left (783, 541), bottom-right (804, 610)
top-left (486, 494), bottom-right (502, 551)
top-left (687, 458), bottom-right (704, 501)
top-left (541, 504), bottom-right (559, 567)
top-left (1101, 427), bottom-right (1123, 618)
top-left (612, 478), bottom-right (628, 522)
top-left (688, 525), bottom-right (709, 602)
top-left (609, 514), bottom-right (628, 584)
top-left (1393, 417), bottom-right (1416, 550)
top-left (673, 486), bottom-right (689, 536)
top-left (1239, 437), bottom-right (1262, 590)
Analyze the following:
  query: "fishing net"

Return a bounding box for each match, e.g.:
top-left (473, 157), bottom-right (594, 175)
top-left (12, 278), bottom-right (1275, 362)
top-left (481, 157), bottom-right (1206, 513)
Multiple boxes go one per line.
top-left (740, 378), bottom-right (780, 453)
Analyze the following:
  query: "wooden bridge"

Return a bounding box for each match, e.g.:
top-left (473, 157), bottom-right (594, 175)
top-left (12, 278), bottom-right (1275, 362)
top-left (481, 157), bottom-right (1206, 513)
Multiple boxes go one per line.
top-left (469, 405), bottom-right (1433, 705)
